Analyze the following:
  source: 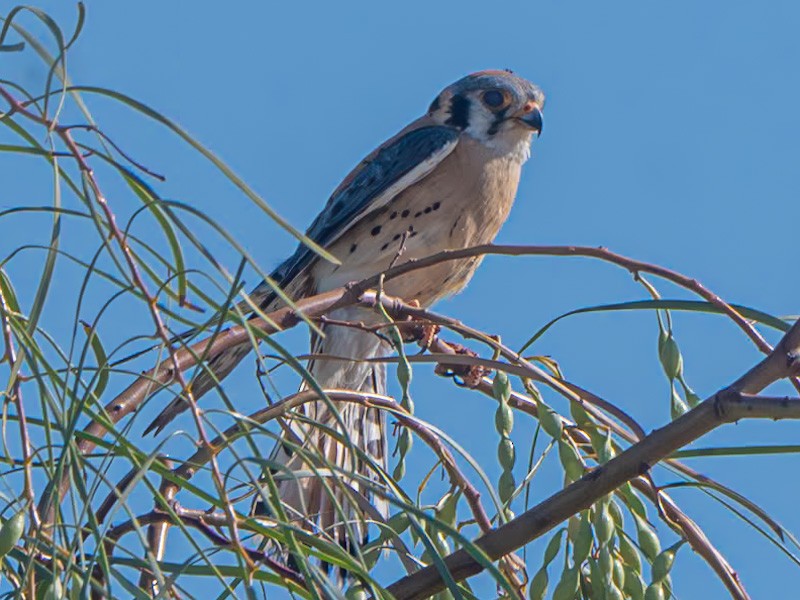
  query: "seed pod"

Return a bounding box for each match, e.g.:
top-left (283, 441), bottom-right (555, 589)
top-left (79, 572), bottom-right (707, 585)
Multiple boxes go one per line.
top-left (558, 440), bottom-right (584, 482)
top-left (633, 514), bottom-right (661, 562)
top-left (386, 512), bottom-right (411, 537)
top-left (644, 583), bottom-right (665, 600)
top-left (591, 428), bottom-right (614, 464)
top-left (623, 567), bottom-right (646, 600)
top-left (493, 370), bottom-right (511, 403)
top-left (567, 515), bottom-right (581, 542)
top-left (570, 401), bottom-right (594, 430)
top-left (495, 403), bottom-right (514, 436)
top-left (608, 499), bottom-right (624, 528)
top-left (498, 470), bottom-right (516, 504)
top-left (345, 585), bottom-right (368, 600)
top-left (398, 429), bottom-right (413, 455)
top-left (606, 583), bottom-right (625, 600)
top-left (0, 510), bottom-right (25, 557)
top-left (498, 438), bottom-right (516, 470)
top-left (42, 578), bottom-right (64, 600)
top-left (594, 502), bottom-right (615, 545)
top-left (537, 402), bottom-right (563, 439)
top-left (684, 387), bottom-right (702, 408)
top-left (552, 566), bottom-right (579, 600)
top-left (612, 556), bottom-right (625, 589)
top-left (599, 546), bottom-right (613, 581)
top-left (651, 540), bottom-right (684, 582)
top-left (528, 567), bottom-right (548, 600)
top-left (436, 492), bottom-right (459, 527)
top-left (589, 558), bottom-right (604, 600)
top-left (618, 531), bottom-right (642, 572)
top-left (620, 483), bottom-right (647, 518)
top-left (658, 330), bottom-right (683, 379)
top-left (543, 530), bottom-right (564, 564)
top-left (670, 386), bottom-right (689, 420)
top-left (392, 461), bottom-right (406, 481)
top-left (572, 512), bottom-right (592, 564)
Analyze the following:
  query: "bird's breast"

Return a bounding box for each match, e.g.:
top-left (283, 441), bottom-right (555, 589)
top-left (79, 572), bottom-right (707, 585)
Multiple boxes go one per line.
top-left (315, 137), bottom-right (525, 305)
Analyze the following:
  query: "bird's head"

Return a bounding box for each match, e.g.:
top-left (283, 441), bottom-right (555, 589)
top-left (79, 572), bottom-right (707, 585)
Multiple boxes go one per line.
top-left (428, 70), bottom-right (544, 158)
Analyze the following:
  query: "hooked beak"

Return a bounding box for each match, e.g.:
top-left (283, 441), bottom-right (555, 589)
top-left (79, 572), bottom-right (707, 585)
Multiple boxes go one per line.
top-left (515, 104), bottom-right (543, 136)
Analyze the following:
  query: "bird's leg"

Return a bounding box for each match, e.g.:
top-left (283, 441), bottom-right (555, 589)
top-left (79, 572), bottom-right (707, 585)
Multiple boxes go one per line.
top-left (433, 342), bottom-right (488, 388)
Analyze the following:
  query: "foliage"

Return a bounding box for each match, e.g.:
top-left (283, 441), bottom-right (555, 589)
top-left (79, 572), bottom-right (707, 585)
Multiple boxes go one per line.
top-left (0, 5), bottom-right (798, 599)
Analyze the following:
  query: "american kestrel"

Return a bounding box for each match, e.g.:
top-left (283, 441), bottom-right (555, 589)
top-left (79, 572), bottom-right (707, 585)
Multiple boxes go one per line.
top-left (147, 70), bottom-right (544, 556)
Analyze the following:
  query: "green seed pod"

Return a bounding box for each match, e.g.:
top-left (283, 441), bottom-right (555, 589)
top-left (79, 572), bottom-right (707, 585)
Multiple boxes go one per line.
top-left (387, 512), bottom-right (411, 536)
top-left (618, 531), bottom-right (642, 572)
top-left (567, 515), bottom-right (581, 542)
top-left (552, 566), bottom-right (580, 600)
top-left (528, 567), bottom-right (548, 600)
top-left (684, 387), bottom-right (702, 408)
top-left (495, 402), bottom-right (514, 436)
top-left (398, 429), bottom-right (413, 455)
top-left (670, 386), bottom-right (689, 420)
top-left (392, 461), bottom-right (406, 481)
top-left (623, 567), bottom-right (646, 600)
top-left (543, 530), bottom-right (564, 564)
top-left (599, 546), bottom-right (613, 581)
top-left (634, 514), bottom-right (661, 562)
top-left (537, 403), bottom-right (563, 440)
top-left (558, 440), bottom-right (584, 482)
top-left (590, 428), bottom-right (614, 464)
top-left (498, 470), bottom-right (516, 504)
top-left (605, 583), bottom-right (624, 600)
top-left (651, 540), bottom-right (683, 582)
top-left (608, 499), bottom-right (624, 528)
top-left (658, 331), bottom-right (683, 379)
top-left (498, 438), bottom-right (516, 470)
top-left (612, 556), bottom-right (625, 589)
top-left (620, 483), bottom-right (647, 518)
top-left (0, 510), bottom-right (25, 557)
top-left (589, 558), bottom-right (605, 600)
top-left (644, 583), bottom-right (665, 600)
top-left (572, 512), bottom-right (592, 564)
top-left (594, 502), bottom-right (615, 545)
top-left (493, 370), bottom-right (511, 403)
top-left (345, 585), bottom-right (368, 600)
top-left (435, 492), bottom-right (459, 527)
top-left (570, 401), bottom-right (594, 430)
top-left (41, 577), bottom-right (64, 600)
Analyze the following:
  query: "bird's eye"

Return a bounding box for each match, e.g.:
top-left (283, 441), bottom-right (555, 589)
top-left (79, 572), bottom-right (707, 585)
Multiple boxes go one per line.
top-left (481, 89), bottom-right (507, 109)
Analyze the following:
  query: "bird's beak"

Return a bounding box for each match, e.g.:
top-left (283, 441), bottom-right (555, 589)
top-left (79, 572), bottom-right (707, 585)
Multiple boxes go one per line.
top-left (514, 104), bottom-right (543, 136)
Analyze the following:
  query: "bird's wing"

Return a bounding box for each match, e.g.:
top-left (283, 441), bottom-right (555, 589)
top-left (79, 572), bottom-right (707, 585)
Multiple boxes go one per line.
top-left (144, 119), bottom-right (459, 435)
top-left (266, 118), bottom-right (461, 296)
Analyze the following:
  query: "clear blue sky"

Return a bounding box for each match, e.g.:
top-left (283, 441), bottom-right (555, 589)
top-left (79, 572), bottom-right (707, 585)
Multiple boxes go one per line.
top-left (2, 1), bottom-right (800, 598)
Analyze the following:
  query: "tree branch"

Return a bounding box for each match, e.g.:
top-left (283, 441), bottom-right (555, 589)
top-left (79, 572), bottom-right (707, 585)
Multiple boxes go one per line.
top-left (385, 319), bottom-right (800, 600)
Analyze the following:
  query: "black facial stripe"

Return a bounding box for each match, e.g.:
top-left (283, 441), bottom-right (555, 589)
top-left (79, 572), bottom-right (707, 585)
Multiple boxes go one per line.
top-left (487, 107), bottom-right (508, 136)
top-left (445, 94), bottom-right (470, 129)
top-left (428, 96), bottom-right (441, 113)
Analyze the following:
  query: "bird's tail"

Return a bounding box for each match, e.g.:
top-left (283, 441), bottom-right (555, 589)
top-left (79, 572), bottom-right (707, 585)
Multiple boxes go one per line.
top-left (260, 305), bottom-right (391, 560)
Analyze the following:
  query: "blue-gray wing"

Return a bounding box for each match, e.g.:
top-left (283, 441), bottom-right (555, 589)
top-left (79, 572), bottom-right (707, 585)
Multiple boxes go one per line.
top-left (143, 123), bottom-right (459, 435)
top-left (266, 124), bottom-right (460, 297)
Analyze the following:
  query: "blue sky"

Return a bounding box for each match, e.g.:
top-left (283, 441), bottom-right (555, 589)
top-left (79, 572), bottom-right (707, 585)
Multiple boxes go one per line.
top-left (2, 1), bottom-right (800, 598)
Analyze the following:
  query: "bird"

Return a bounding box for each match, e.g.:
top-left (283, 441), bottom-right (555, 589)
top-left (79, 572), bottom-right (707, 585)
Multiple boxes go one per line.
top-left (145, 70), bottom-right (544, 562)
